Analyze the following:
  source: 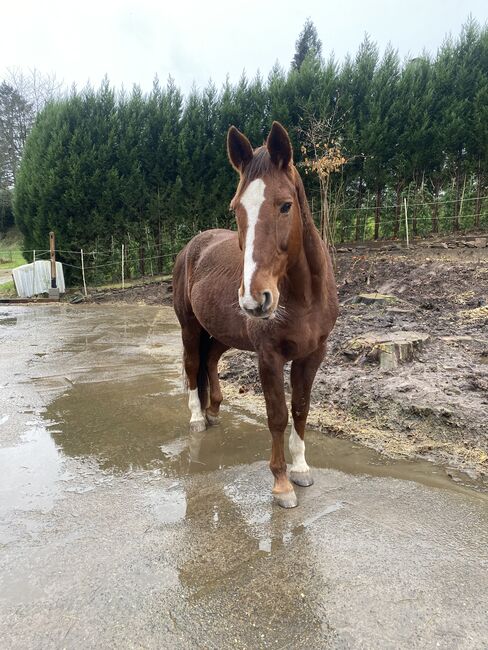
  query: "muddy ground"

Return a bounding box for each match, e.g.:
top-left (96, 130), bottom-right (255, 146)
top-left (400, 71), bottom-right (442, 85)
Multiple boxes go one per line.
top-left (92, 241), bottom-right (488, 479)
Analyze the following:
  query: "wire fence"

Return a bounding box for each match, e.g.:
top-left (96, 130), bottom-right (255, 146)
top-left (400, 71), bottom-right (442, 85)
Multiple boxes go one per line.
top-left (0, 235), bottom-right (181, 296)
top-left (1, 192), bottom-right (487, 294)
top-left (310, 188), bottom-right (488, 243)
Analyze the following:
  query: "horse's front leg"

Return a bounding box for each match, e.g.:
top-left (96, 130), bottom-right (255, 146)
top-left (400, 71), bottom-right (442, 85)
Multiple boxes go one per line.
top-left (258, 352), bottom-right (297, 508)
top-left (289, 341), bottom-right (327, 487)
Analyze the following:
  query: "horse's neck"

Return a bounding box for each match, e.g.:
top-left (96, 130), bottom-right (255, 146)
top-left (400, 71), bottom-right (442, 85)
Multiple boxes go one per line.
top-left (303, 213), bottom-right (328, 276)
top-left (284, 214), bottom-right (329, 305)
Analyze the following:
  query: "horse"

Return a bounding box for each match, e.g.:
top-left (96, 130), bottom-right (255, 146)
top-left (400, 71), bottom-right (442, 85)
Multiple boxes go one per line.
top-left (173, 121), bottom-right (338, 508)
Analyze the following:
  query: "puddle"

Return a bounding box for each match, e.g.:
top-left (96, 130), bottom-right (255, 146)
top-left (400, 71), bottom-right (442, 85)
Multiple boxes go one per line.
top-left (0, 425), bottom-right (62, 537)
top-left (1, 303), bottom-right (487, 540)
top-left (39, 306), bottom-right (488, 499)
top-left (0, 316), bottom-right (17, 326)
top-left (42, 356), bottom-right (488, 497)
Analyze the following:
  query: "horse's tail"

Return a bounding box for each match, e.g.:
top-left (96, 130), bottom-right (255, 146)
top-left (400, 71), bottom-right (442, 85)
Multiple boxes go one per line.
top-left (197, 328), bottom-right (211, 411)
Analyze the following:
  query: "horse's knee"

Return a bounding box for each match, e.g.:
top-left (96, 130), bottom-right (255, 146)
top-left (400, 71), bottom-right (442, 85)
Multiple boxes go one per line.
top-left (269, 411), bottom-right (288, 435)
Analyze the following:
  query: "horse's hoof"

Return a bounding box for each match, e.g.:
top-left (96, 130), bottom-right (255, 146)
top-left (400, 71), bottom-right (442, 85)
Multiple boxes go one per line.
top-left (206, 412), bottom-right (220, 425)
top-left (273, 490), bottom-right (298, 509)
top-left (189, 419), bottom-right (206, 433)
top-left (290, 470), bottom-right (314, 487)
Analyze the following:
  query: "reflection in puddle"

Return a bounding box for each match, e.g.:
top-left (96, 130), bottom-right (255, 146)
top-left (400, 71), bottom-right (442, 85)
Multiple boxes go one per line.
top-left (0, 425), bottom-right (62, 533)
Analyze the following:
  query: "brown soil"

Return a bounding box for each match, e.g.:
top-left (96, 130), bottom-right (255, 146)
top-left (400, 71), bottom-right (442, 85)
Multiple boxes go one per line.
top-left (88, 243), bottom-right (488, 478)
top-left (221, 246), bottom-right (488, 478)
top-left (85, 281), bottom-right (173, 306)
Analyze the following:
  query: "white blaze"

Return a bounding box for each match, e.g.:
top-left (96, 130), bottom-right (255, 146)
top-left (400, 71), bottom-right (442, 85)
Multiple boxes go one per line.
top-left (188, 388), bottom-right (203, 424)
top-left (289, 423), bottom-right (309, 473)
top-left (239, 178), bottom-right (266, 310)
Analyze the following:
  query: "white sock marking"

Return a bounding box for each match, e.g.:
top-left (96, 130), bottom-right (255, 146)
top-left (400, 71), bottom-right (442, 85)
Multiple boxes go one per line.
top-left (289, 423), bottom-right (309, 473)
top-left (188, 388), bottom-right (204, 423)
top-left (239, 178), bottom-right (266, 311)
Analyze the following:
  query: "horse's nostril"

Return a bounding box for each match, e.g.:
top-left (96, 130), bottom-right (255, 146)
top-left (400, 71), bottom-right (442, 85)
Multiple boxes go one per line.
top-left (262, 291), bottom-right (273, 313)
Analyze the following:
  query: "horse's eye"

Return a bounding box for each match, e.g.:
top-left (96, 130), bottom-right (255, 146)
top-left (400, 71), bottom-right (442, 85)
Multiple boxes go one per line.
top-left (280, 202), bottom-right (292, 214)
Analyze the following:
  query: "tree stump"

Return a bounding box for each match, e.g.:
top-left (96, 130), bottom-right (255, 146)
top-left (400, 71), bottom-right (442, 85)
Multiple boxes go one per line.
top-left (355, 293), bottom-right (397, 305)
top-left (344, 331), bottom-right (430, 370)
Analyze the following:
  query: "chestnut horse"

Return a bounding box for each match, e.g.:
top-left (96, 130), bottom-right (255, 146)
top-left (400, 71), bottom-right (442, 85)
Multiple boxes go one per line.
top-left (173, 122), bottom-right (338, 508)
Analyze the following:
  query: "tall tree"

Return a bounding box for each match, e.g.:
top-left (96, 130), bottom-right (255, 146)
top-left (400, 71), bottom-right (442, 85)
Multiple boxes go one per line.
top-left (0, 82), bottom-right (34, 188)
top-left (291, 18), bottom-right (322, 70)
top-left (339, 35), bottom-right (379, 239)
top-left (363, 45), bottom-right (401, 239)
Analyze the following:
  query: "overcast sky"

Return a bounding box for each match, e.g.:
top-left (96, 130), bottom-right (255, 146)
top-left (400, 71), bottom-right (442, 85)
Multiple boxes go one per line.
top-left (2, 0), bottom-right (487, 96)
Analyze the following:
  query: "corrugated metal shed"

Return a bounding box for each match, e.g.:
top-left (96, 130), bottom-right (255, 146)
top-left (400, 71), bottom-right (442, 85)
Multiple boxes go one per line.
top-left (12, 262), bottom-right (65, 298)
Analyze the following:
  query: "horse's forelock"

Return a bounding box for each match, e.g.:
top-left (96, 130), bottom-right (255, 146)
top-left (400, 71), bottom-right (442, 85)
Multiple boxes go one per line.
top-left (242, 147), bottom-right (274, 183)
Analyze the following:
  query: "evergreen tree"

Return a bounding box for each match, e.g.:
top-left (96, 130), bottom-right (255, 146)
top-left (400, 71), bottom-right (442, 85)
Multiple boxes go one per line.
top-left (363, 45), bottom-right (401, 239)
top-left (0, 189), bottom-right (14, 232)
top-left (11, 17), bottom-right (488, 275)
top-left (291, 18), bottom-right (322, 70)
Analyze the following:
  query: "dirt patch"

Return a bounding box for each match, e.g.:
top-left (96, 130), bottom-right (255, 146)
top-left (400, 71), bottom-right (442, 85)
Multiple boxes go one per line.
top-left (92, 247), bottom-right (488, 477)
top-left (85, 280), bottom-right (173, 306)
top-left (220, 249), bottom-right (488, 478)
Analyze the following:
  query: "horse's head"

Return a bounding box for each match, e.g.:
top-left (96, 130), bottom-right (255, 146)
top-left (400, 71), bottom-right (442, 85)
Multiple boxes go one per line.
top-left (227, 122), bottom-right (303, 320)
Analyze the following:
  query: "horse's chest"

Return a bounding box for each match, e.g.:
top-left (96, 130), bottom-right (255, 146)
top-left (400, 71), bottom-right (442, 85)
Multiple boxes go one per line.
top-left (275, 322), bottom-right (325, 360)
top-left (278, 335), bottom-right (318, 360)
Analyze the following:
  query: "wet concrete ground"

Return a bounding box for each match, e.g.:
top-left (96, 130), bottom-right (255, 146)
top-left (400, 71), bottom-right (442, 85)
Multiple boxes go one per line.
top-left (1, 305), bottom-right (487, 649)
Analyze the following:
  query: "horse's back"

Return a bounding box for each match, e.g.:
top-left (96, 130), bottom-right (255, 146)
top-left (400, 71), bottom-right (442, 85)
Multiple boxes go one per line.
top-left (173, 228), bottom-right (238, 308)
top-left (176, 228), bottom-right (234, 263)
top-left (174, 229), bottom-right (239, 291)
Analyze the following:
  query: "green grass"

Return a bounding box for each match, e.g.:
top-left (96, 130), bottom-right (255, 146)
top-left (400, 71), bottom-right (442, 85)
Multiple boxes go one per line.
top-left (0, 228), bottom-right (24, 297)
top-left (0, 228), bottom-right (25, 270)
top-left (0, 280), bottom-right (16, 297)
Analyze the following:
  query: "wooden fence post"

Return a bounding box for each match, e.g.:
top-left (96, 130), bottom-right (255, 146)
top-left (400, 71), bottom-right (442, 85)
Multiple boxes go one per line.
top-left (81, 249), bottom-right (88, 297)
top-left (404, 198), bottom-right (409, 248)
top-left (32, 249), bottom-right (36, 296)
top-left (121, 243), bottom-right (125, 290)
top-left (50, 231), bottom-right (57, 289)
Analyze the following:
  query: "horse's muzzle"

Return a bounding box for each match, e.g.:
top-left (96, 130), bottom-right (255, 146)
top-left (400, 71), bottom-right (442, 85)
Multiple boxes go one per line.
top-left (240, 290), bottom-right (274, 319)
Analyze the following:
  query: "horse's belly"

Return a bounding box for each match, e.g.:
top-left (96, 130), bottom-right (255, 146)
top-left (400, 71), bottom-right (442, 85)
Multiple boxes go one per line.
top-left (190, 277), bottom-right (254, 352)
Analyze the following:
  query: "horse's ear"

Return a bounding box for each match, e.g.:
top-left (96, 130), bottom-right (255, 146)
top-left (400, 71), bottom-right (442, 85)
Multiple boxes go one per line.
top-left (266, 121), bottom-right (293, 169)
top-left (227, 126), bottom-right (253, 173)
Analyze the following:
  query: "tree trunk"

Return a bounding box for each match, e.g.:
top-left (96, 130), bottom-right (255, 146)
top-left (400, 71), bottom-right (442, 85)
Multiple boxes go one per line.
top-left (374, 187), bottom-right (382, 241)
top-left (355, 175), bottom-right (363, 241)
top-left (475, 159), bottom-right (482, 229)
top-left (320, 178), bottom-right (330, 244)
top-left (432, 179), bottom-right (440, 234)
top-left (410, 179), bottom-right (418, 237)
top-left (453, 167), bottom-right (461, 231)
top-left (412, 200), bottom-right (418, 237)
top-left (157, 239), bottom-right (163, 274)
top-left (394, 183), bottom-right (403, 238)
top-left (139, 244), bottom-right (145, 277)
top-left (125, 239), bottom-right (130, 279)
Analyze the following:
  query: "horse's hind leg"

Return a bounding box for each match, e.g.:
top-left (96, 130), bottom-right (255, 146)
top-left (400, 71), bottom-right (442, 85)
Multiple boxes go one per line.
top-left (206, 339), bottom-right (229, 425)
top-left (289, 341), bottom-right (327, 487)
top-left (181, 319), bottom-right (207, 433)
